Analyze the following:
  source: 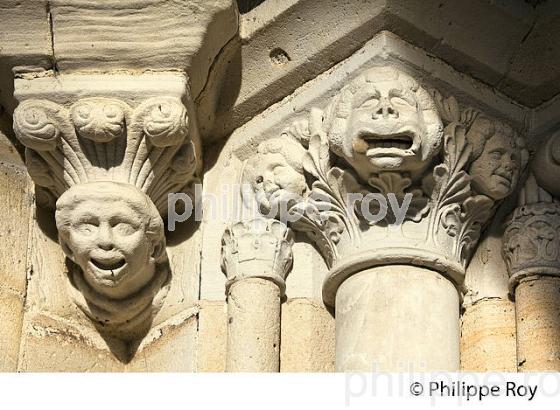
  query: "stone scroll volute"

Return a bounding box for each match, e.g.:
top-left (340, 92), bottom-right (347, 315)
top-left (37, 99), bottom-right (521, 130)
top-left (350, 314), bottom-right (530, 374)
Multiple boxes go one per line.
top-left (240, 65), bottom-right (529, 308)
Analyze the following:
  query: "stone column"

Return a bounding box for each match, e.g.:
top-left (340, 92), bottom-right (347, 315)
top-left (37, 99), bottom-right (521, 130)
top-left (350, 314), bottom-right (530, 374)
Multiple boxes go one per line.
top-left (221, 218), bottom-right (293, 372)
top-left (238, 66), bottom-right (527, 373)
top-left (504, 170), bottom-right (560, 371)
top-left (460, 231), bottom-right (517, 372)
top-left (515, 277), bottom-right (560, 371)
top-left (335, 266), bottom-right (459, 371)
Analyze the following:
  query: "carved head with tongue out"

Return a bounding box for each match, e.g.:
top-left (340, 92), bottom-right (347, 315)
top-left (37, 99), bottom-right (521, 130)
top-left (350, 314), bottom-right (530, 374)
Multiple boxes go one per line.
top-left (55, 182), bottom-right (166, 301)
top-left (325, 66), bottom-right (443, 181)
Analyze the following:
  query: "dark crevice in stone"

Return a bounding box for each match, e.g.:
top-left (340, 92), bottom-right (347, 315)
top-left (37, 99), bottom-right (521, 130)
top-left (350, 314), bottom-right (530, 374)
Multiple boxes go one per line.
top-left (237, 0), bottom-right (267, 14)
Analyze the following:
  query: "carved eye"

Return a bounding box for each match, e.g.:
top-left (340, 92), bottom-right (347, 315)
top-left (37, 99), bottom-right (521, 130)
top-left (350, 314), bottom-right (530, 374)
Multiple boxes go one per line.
top-left (390, 97), bottom-right (412, 107)
top-left (490, 151), bottom-right (502, 161)
top-left (75, 222), bottom-right (98, 235)
top-left (255, 176), bottom-right (264, 184)
top-left (359, 97), bottom-right (380, 109)
top-left (113, 222), bottom-right (138, 236)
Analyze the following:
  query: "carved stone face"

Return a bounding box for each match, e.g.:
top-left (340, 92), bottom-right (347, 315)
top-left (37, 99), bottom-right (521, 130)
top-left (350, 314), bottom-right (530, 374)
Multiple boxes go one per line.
top-left (330, 67), bottom-right (443, 181)
top-left (248, 152), bottom-right (307, 214)
top-left (56, 182), bottom-right (165, 300)
top-left (244, 139), bottom-right (307, 216)
top-left (470, 131), bottom-right (521, 200)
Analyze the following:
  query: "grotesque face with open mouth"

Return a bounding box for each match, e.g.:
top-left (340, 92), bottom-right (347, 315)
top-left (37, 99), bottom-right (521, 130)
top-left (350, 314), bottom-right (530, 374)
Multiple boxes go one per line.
top-left (328, 67), bottom-right (443, 181)
top-left (56, 182), bottom-right (165, 300)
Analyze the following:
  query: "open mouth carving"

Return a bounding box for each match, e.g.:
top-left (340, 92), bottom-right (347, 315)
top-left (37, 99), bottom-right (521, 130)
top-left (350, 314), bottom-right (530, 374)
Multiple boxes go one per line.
top-left (360, 132), bottom-right (414, 151)
top-left (90, 257), bottom-right (126, 271)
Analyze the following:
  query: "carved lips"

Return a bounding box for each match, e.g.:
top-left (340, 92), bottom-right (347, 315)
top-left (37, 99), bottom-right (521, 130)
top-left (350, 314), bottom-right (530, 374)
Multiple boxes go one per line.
top-left (87, 253), bottom-right (129, 286)
top-left (357, 129), bottom-right (417, 158)
top-left (349, 121), bottom-right (424, 174)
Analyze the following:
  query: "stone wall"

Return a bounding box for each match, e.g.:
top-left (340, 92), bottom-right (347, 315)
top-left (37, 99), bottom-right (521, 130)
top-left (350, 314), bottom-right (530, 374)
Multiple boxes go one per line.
top-left (0, 0), bottom-right (559, 372)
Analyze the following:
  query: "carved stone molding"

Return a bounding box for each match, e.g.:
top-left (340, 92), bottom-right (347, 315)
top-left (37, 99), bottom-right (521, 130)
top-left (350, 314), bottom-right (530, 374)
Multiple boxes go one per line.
top-left (503, 202), bottom-right (560, 291)
top-left (503, 157), bottom-right (560, 293)
top-left (13, 73), bottom-right (201, 340)
top-left (221, 218), bottom-right (294, 297)
top-left (241, 65), bottom-right (528, 307)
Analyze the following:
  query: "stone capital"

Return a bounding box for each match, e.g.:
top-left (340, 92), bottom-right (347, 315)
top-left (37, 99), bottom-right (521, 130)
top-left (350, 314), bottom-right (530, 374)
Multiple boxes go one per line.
top-left (221, 218), bottom-right (294, 297)
top-left (239, 64), bottom-right (528, 308)
top-left (503, 135), bottom-right (560, 293)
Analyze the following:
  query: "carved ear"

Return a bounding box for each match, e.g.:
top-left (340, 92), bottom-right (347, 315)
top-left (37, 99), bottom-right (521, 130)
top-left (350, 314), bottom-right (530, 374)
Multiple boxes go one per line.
top-left (151, 240), bottom-right (166, 263)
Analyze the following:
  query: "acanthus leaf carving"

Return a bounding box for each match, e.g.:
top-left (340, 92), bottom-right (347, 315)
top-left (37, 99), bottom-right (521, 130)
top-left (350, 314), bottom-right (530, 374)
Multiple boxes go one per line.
top-left (221, 218), bottom-right (294, 297)
top-left (241, 65), bottom-right (528, 307)
top-left (503, 150), bottom-right (560, 292)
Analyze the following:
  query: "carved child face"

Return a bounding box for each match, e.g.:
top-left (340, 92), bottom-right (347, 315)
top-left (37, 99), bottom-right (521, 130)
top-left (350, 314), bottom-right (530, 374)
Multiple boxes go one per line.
top-left (470, 131), bottom-right (521, 200)
top-left (56, 183), bottom-right (164, 299)
top-left (249, 151), bottom-right (307, 215)
top-left (334, 67), bottom-right (442, 181)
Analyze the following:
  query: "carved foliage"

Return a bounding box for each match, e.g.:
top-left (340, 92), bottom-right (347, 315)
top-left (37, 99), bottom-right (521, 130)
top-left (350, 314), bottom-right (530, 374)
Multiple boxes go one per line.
top-left (503, 175), bottom-right (560, 289)
top-left (242, 67), bottom-right (527, 291)
top-left (221, 219), bottom-right (294, 296)
top-left (503, 203), bottom-right (560, 286)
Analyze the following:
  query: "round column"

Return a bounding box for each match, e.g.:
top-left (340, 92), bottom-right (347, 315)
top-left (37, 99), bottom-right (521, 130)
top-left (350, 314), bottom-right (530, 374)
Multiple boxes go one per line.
top-left (515, 277), bottom-right (560, 371)
top-left (334, 265), bottom-right (460, 372)
top-left (503, 188), bottom-right (560, 372)
top-left (221, 218), bottom-right (293, 372)
top-left (226, 278), bottom-right (281, 371)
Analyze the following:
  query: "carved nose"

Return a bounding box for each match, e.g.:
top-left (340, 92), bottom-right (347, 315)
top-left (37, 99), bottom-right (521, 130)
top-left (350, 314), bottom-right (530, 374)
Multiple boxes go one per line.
top-left (501, 154), bottom-right (514, 171)
top-left (372, 98), bottom-right (398, 119)
top-left (97, 228), bottom-right (115, 251)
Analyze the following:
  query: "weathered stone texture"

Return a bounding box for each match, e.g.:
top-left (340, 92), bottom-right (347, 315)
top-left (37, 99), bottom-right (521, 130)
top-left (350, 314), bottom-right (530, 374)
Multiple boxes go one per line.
top-left (280, 298), bottom-right (335, 372)
top-left (0, 158), bottom-right (31, 371)
top-left (461, 298), bottom-right (517, 372)
top-left (336, 266), bottom-right (460, 372)
top-left (196, 300), bottom-right (228, 372)
top-left (226, 278), bottom-right (281, 372)
top-left (1, 0), bottom-right (560, 373)
top-left (516, 277), bottom-right (560, 371)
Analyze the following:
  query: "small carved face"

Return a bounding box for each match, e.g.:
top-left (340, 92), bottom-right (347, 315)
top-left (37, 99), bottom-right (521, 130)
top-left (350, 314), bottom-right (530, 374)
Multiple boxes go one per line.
top-left (248, 151), bottom-right (307, 215)
top-left (56, 183), bottom-right (164, 300)
top-left (470, 131), bottom-right (521, 200)
top-left (331, 67), bottom-right (443, 181)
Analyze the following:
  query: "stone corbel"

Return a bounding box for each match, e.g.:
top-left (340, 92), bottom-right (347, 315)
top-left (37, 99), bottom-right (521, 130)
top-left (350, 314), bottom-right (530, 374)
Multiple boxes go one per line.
top-left (13, 73), bottom-right (201, 342)
top-left (503, 131), bottom-right (560, 371)
top-left (221, 218), bottom-right (294, 371)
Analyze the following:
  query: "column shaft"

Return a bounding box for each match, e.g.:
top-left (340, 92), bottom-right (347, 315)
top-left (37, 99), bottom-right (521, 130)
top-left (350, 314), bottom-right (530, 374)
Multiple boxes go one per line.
top-left (515, 276), bottom-right (560, 371)
top-left (335, 265), bottom-right (460, 372)
top-left (226, 278), bottom-right (281, 372)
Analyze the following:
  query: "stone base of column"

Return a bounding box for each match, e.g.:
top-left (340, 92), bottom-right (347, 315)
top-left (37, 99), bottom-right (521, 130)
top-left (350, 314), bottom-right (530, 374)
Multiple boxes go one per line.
top-left (335, 265), bottom-right (460, 372)
top-left (516, 276), bottom-right (560, 371)
top-left (226, 278), bottom-right (281, 372)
